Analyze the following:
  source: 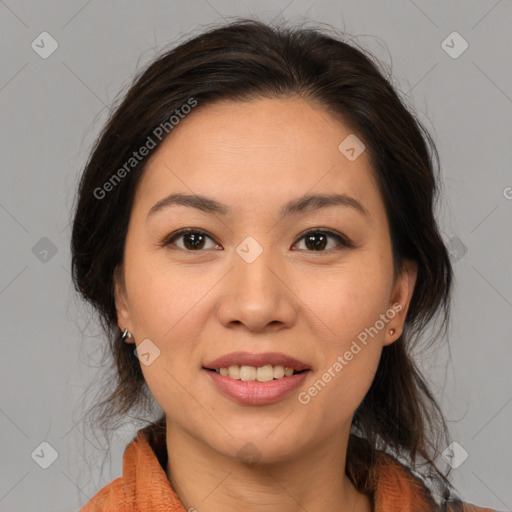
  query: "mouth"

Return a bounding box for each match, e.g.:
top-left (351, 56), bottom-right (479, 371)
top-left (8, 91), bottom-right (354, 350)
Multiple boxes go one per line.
top-left (201, 353), bottom-right (311, 405)
top-left (202, 351), bottom-right (311, 382)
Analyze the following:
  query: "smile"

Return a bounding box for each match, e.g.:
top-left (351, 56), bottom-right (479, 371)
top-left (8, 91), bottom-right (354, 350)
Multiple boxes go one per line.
top-left (209, 364), bottom-right (305, 381)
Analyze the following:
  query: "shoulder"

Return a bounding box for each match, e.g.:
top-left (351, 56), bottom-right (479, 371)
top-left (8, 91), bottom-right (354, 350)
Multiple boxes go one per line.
top-left (79, 476), bottom-right (129, 512)
top-left (368, 451), bottom-right (498, 512)
top-left (79, 423), bottom-right (183, 511)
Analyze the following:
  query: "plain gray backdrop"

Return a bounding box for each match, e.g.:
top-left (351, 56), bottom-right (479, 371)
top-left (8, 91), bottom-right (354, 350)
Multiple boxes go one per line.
top-left (1, 1), bottom-right (511, 511)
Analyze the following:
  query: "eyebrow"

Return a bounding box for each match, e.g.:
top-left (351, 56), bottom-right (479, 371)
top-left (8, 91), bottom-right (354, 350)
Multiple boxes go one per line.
top-left (146, 192), bottom-right (368, 220)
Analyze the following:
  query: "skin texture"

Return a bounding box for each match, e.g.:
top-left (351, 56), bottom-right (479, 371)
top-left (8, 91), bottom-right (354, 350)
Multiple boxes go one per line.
top-left (114, 96), bottom-right (417, 512)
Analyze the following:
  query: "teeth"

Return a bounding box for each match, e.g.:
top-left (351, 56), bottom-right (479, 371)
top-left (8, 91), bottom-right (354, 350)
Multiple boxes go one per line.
top-left (273, 365), bottom-right (285, 379)
top-left (228, 365), bottom-right (240, 379)
top-left (214, 364), bottom-right (299, 381)
top-left (257, 365), bottom-right (274, 382)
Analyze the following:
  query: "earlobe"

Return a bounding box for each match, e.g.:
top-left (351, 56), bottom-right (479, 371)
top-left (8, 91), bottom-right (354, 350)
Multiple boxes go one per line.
top-left (384, 327), bottom-right (397, 346)
top-left (384, 260), bottom-right (418, 346)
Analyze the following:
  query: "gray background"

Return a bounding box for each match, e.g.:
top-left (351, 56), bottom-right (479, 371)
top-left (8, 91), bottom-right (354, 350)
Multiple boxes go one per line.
top-left (1, 1), bottom-right (511, 511)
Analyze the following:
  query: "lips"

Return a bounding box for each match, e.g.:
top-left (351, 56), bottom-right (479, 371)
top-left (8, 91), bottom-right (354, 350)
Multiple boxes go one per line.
top-left (203, 351), bottom-right (311, 372)
top-left (204, 369), bottom-right (309, 405)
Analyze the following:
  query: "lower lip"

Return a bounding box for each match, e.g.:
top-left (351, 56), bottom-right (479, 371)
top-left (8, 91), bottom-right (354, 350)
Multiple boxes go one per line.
top-left (203, 369), bottom-right (310, 405)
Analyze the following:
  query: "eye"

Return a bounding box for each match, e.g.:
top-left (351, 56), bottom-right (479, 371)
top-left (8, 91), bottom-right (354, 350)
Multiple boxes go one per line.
top-left (163, 228), bottom-right (221, 251)
top-left (162, 228), bottom-right (353, 252)
top-left (293, 229), bottom-right (352, 252)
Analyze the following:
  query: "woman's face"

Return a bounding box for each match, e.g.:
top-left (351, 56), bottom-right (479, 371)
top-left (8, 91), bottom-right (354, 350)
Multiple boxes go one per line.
top-left (115, 96), bottom-right (416, 462)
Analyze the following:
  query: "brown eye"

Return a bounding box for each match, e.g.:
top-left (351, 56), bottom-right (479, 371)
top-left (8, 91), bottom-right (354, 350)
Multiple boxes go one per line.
top-left (293, 230), bottom-right (352, 252)
top-left (164, 229), bottom-right (220, 251)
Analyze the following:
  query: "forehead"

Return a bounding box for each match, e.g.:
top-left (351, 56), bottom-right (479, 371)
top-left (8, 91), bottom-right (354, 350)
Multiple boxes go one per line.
top-left (133, 97), bottom-right (382, 219)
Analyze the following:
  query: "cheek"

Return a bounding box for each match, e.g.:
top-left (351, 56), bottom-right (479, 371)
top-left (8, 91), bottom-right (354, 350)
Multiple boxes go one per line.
top-left (124, 241), bottom-right (207, 341)
top-left (121, 255), bottom-right (203, 409)
top-left (297, 290), bottom-right (386, 437)
top-left (298, 256), bottom-right (393, 346)
top-left (299, 347), bottom-right (381, 441)
top-left (292, 258), bottom-right (391, 415)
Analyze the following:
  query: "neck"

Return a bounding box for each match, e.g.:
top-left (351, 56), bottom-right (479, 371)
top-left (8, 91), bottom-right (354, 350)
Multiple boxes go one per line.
top-left (164, 421), bottom-right (373, 512)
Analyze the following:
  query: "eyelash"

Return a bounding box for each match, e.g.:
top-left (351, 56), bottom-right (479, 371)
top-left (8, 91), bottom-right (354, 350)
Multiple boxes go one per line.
top-left (161, 228), bottom-right (353, 253)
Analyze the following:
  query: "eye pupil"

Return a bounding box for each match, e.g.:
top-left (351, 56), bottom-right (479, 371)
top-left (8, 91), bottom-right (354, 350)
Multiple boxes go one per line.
top-left (184, 233), bottom-right (205, 250)
top-left (305, 233), bottom-right (327, 251)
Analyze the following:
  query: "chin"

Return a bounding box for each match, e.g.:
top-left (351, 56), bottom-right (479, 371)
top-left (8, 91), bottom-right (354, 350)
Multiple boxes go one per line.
top-left (210, 427), bottom-right (306, 465)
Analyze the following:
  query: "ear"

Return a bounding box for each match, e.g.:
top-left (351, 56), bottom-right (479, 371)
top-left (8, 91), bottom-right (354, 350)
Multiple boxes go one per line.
top-left (383, 260), bottom-right (417, 346)
top-left (113, 264), bottom-right (134, 343)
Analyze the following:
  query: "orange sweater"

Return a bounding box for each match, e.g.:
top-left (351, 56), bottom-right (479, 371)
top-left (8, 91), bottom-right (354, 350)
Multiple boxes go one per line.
top-left (80, 424), bottom-right (495, 512)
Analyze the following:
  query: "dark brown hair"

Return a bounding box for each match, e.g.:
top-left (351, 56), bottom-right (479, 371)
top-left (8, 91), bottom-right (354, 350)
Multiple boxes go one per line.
top-left (71, 18), bottom-right (458, 508)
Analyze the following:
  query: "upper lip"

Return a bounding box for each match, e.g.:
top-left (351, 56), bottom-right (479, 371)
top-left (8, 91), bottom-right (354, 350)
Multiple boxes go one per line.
top-left (203, 351), bottom-right (310, 371)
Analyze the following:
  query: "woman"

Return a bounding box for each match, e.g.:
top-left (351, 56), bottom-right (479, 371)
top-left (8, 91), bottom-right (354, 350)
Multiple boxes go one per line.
top-left (71, 19), bottom-right (495, 512)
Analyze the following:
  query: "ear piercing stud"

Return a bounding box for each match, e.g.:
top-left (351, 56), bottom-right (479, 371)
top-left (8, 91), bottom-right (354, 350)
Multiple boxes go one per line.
top-left (389, 328), bottom-right (395, 336)
top-left (122, 328), bottom-right (133, 342)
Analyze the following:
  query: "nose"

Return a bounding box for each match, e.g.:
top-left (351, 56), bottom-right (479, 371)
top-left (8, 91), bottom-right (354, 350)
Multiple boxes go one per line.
top-left (215, 250), bottom-right (298, 333)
